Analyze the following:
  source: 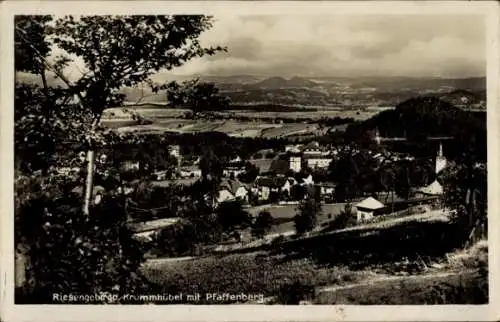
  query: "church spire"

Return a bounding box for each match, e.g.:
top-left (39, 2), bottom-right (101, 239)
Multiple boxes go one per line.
top-left (374, 127), bottom-right (381, 145)
top-left (435, 142), bottom-right (447, 174)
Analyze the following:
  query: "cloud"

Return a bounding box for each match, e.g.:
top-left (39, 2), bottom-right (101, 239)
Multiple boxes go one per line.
top-left (170, 14), bottom-right (486, 78)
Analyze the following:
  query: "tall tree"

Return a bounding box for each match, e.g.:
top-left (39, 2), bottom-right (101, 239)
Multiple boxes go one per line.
top-left (14, 16), bottom-right (53, 90)
top-left (441, 158), bottom-right (487, 246)
top-left (16, 15), bottom-right (225, 215)
top-left (294, 198), bottom-right (322, 235)
top-left (14, 14), bottom-right (226, 302)
top-left (165, 78), bottom-right (230, 116)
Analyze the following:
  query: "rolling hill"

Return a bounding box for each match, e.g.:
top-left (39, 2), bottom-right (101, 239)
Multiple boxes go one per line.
top-left (248, 76), bottom-right (319, 89)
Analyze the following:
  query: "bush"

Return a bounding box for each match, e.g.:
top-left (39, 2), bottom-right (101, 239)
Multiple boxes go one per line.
top-left (294, 199), bottom-right (321, 235)
top-left (276, 280), bottom-right (315, 304)
top-left (327, 204), bottom-right (357, 231)
top-left (252, 211), bottom-right (274, 239)
top-left (216, 200), bottom-right (252, 231)
top-left (16, 190), bottom-right (151, 304)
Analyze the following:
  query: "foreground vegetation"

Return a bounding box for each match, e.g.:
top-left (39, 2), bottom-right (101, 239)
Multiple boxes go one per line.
top-left (142, 238), bottom-right (488, 305)
top-left (142, 253), bottom-right (371, 304)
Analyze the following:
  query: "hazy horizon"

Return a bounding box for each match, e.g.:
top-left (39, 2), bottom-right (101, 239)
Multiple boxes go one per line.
top-left (167, 14), bottom-right (486, 79)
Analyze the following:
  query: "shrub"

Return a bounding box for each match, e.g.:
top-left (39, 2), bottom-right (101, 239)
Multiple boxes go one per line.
top-left (16, 190), bottom-right (151, 304)
top-left (294, 199), bottom-right (321, 235)
top-left (328, 204), bottom-right (357, 231)
top-left (216, 200), bottom-right (252, 231)
top-left (252, 211), bottom-right (274, 239)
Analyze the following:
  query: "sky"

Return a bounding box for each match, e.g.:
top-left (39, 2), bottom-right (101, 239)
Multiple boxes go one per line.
top-left (167, 14), bottom-right (486, 78)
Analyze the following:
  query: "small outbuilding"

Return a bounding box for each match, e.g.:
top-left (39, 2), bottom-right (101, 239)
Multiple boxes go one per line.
top-left (354, 197), bottom-right (385, 222)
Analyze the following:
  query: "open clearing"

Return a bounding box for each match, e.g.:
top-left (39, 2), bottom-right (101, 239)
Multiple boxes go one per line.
top-left (100, 106), bottom-right (376, 138)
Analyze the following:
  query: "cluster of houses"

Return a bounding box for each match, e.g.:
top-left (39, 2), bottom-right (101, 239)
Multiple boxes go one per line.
top-left (122, 141), bottom-right (454, 243)
top-left (145, 140), bottom-right (450, 208)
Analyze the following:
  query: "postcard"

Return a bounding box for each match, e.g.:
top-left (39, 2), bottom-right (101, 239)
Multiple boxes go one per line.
top-left (1, 1), bottom-right (499, 321)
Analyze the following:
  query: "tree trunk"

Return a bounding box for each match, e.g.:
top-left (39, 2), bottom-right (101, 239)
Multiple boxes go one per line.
top-left (40, 69), bottom-right (49, 95)
top-left (82, 117), bottom-right (101, 216)
top-left (83, 150), bottom-right (95, 215)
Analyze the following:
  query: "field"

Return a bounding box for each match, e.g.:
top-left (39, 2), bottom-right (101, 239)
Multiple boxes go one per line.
top-left (221, 109), bottom-right (378, 121)
top-left (111, 118), bottom-right (316, 138)
top-left (141, 252), bottom-right (372, 304)
top-left (100, 106), bottom-right (377, 138)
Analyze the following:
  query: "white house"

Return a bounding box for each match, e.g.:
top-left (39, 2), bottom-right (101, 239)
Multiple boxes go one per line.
top-left (305, 156), bottom-right (333, 169)
top-left (217, 179), bottom-right (249, 203)
top-left (354, 197), bottom-right (385, 222)
top-left (417, 180), bottom-right (444, 196)
top-left (316, 182), bottom-right (335, 196)
top-left (223, 161), bottom-right (246, 178)
top-left (253, 176), bottom-right (292, 201)
top-left (301, 174), bottom-right (314, 186)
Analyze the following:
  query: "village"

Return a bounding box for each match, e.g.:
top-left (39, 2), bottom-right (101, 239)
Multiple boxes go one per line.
top-left (99, 135), bottom-right (453, 250)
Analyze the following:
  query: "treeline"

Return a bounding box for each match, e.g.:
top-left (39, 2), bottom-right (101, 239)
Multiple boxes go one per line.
top-left (227, 104), bottom-right (317, 112)
top-left (340, 96), bottom-right (486, 161)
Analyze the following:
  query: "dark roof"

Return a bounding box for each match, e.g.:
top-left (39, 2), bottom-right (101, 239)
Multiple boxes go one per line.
top-left (249, 159), bottom-right (273, 173)
top-left (269, 158), bottom-right (290, 175)
top-left (254, 176), bottom-right (288, 188)
top-left (301, 141), bottom-right (321, 151)
top-left (220, 178), bottom-right (247, 194)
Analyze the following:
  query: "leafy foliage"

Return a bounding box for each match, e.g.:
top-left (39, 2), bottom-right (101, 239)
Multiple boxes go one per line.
top-left (216, 200), bottom-right (252, 231)
top-left (50, 15), bottom-right (225, 115)
top-left (165, 78), bottom-right (230, 114)
top-left (14, 14), bottom-right (225, 303)
top-left (15, 179), bottom-right (150, 303)
top-left (238, 162), bottom-right (260, 184)
top-left (328, 203), bottom-right (357, 230)
top-left (346, 96), bottom-right (486, 161)
top-left (441, 160), bottom-right (487, 245)
top-left (252, 211), bottom-right (274, 238)
top-left (14, 15), bottom-right (53, 75)
top-left (294, 198), bottom-right (322, 234)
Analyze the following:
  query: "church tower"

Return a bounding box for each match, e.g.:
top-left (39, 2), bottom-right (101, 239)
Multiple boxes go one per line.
top-left (435, 143), bottom-right (447, 174)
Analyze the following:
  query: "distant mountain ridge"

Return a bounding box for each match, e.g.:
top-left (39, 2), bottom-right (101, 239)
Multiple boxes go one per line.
top-left (15, 72), bottom-right (486, 108)
top-left (248, 76), bottom-right (319, 89)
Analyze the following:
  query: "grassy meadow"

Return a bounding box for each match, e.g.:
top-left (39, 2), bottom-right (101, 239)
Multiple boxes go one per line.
top-left (100, 105), bottom-right (374, 138)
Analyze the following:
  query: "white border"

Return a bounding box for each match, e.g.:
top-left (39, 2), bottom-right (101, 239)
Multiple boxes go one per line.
top-left (1, 2), bottom-right (499, 322)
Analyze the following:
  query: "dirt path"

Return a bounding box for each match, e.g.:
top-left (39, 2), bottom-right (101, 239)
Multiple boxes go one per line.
top-left (317, 270), bottom-right (466, 294)
top-left (142, 256), bottom-right (195, 268)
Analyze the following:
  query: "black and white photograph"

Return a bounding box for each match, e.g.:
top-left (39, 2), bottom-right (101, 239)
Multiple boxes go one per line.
top-left (2, 1), bottom-right (499, 321)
